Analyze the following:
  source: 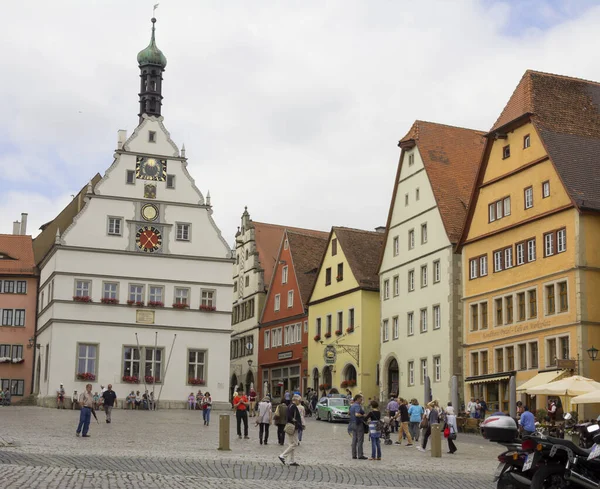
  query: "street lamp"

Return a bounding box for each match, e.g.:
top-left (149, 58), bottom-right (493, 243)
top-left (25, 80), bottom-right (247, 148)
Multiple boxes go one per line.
top-left (587, 346), bottom-right (599, 362)
top-left (247, 359), bottom-right (253, 368)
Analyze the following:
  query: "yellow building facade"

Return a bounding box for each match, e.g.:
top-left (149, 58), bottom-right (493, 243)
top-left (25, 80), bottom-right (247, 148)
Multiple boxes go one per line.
top-left (459, 71), bottom-right (600, 418)
top-left (307, 227), bottom-right (383, 401)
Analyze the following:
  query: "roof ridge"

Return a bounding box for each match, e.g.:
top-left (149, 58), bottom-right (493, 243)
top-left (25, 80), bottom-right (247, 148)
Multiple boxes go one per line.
top-left (333, 226), bottom-right (382, 236)
top-left (526, 69), bottom-right (600, 87)
top-left (286, 229), bottom-right (329, 239)
top-left (413, 119), bottom-right (487, 135)
top-left (252, 221), bottom-right (327, 233)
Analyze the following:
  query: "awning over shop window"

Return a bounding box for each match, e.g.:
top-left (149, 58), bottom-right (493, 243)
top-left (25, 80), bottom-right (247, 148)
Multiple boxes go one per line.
top-left (465, 373), bottom-right (512, 385)
top-left (516, 370), bottom-right (567, 392)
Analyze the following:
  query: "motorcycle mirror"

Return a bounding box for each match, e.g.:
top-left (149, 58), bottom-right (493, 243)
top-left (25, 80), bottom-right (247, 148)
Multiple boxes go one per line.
top-left (588, 424), bottom-right (600, 434)
top-left (563, 413), bottom-right (572, 420)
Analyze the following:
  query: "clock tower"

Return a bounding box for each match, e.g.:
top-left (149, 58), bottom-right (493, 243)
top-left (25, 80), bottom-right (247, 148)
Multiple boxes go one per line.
top-left (137, 17), bottom-right (167, 124)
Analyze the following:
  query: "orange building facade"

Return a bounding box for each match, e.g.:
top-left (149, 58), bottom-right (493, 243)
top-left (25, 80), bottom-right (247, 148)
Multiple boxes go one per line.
top-left (258, 230), bottom-right (328, 400)
top-left (0, 233), bottom-right (38, 402)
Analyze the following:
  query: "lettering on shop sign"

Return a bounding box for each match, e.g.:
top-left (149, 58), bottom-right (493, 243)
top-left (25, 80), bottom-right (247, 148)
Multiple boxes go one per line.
top-left (136, 310), bottom-right (155, 325)
top-left (482, 320), bottom-right (551, 340)
top-left (278, 351), bottom-right (293, 360)
top-left (324, 345), bottom-right (337, 364)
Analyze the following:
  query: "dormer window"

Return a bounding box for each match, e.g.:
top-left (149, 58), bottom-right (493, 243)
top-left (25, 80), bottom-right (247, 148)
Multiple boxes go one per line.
top-left (503, 145), bottom-right (511, 159)
top-left (408, 153), bottom-right (415, 166)
top-left (148, 131), bottom-right (156, 143)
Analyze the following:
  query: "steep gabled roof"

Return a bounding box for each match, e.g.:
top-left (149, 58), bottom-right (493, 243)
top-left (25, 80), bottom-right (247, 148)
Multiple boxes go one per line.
top-left (287, 231), bottom-right (329, 306)
top-left (398, 121), bottom-right (485, 243)
top-left (33, 174), bottom-right (102, 265)
top-left (334, 227), bottom-right (384, 290)
top-left (251, 221), bottom-right (328, 289)
top-left (490, 70), bottom-right (600, 211)
top-left (0, 235), bottom-right (36, 276)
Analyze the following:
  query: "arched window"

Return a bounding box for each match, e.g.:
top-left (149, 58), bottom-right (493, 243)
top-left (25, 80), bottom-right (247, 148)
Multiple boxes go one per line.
top-left (312, 368), bottom-right (319, 392)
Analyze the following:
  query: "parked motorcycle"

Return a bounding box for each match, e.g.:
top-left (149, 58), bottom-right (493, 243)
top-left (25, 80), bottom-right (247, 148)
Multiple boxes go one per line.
top-left (481, 415), bottom-right (536, 488)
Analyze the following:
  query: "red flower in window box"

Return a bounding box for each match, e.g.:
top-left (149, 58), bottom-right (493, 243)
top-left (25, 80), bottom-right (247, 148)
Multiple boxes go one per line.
top-left (100, 298), bottom-right (119, 305)
top-left (76, 372), bottom-right (96, 381)
top-left (347, 379), bottom-right (357, 387)
top-left (73, 296), bottom-right (92, 303)
top-left (324, 332), bottom-right (332, 339)
top-left (335, 329), bottom-right (343, 336)
top-left (319, 383), bottom-right (331, 390)
top-left (336, 275), bottom-right (343, 282)
top-left (340, 380), bottom-right (349, 388)
top-left (135, 301), bottom-right (145, 307)
top-left (346, 327), bottom-right (354, 334)
top-left (172, 303), bottom-right (189, 309)
top-left (199, 305), bottom-right (216, 312)
top-left (148, 301), bottom-right (164, 308)
top-left (145, 376), bottom-right (155, 384)
top-left (189, 378), bottom-right (206, 385)
top-left (313, 335), bottom-right (321, 341)
top-left (126, 300), bottom-right (135, 305)
top-left (122, 375), bottom-right (140, 384)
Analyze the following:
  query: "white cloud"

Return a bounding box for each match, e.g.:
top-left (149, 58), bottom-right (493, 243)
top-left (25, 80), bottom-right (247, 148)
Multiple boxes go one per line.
top-left (2, 0), bottom-right (600, 243)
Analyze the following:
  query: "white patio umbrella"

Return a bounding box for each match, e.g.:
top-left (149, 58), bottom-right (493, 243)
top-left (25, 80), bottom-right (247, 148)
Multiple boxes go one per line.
top-left (571, 390), bottom-right (600, 404)
top-left (526, 375), bottom-right (600, 396)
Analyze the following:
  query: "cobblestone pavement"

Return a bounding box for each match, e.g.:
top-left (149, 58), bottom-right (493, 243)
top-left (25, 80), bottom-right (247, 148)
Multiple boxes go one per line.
top-left (0, 407), bottom-right (501, 488)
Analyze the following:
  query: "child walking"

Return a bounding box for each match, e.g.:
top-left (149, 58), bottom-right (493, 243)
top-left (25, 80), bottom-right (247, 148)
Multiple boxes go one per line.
top-left (188, 392), bottom-right (196, 410)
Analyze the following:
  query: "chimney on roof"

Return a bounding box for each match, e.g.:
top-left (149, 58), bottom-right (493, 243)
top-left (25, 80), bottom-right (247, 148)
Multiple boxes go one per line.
top-left (20, 213), bottom-right (28, 235)
top-left (12, 221), bottom-right (20, 235)
top-left (117, 129), bottom-right (127, 149)
top-left (375, 226), bottom-right (386, 233)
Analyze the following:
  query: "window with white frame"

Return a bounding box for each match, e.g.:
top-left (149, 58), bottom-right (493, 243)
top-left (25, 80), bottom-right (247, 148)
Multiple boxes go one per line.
top-left (393, 236), bottom-right (399, 256)
top-left (393, 275), bottom-right (399, 296)
top-left (348, 309), bottom-right (355, 330)
top-left (2, 281), bottom-right (14, 293)
top-left (557, 229), bottom-right (566, 253)
top-left (13, 309), bottom-right (25, 326)
top-left (504, 247), bottom-right (513, 268)
top-left (433, 260), bottom-right (441, 282)
top-left (524, 187), bottom-right (534, 209)
top-left (287, 290), bottom-right (294, 308)
top-left (528, 289), bottom-right (538, 318)
top-left (103, 282), bottom-right (118, 300)
top-left (16, 281), bottom-right (26, 294)
top-left (544, 232), bottom-right (554, 257)
top-left (516, 242), bottom-right (525, 266)
top-left (494, 251), bottom-right (503, 272)
top-left (274, 294), bottom-right (280, 311)
top-left (420, 308), bottom-right (428, 333)
top-left (421, 223), bottom-right (428, 243)
top-left (527, 239), bottom-right (536, 262)
top-left (296, 323), bottom-right (301, 343)
top-left (176, 223), bottom-right (191, 241)
top-left (518, 343), bottom-right (527, 370)
top-left (489, 197), bottom-right (511, 222)
top-left (382, 319), bottom-right (389, 342)
top-left (408, 229), bottom-right (415, 250)
top-left (480, 255), bottom-right (488, 276)
top-left (149, 286), bottom-right (164, 304)
top-left (530, 341), bottom-right (539, 369)
top-left (420, 358), bottom-right (428, 384)
top-left (107, 217), bottom-right (122, 236)
top-left (187, 350), bottom-right (205, 383)
top-left (408, 153), bottom-right (415, 166)
top-left (264, 330), bottom-right (270, 350)
top-left (129, 284), bottom-right (144, 303)
top-left (383, 279), bottom-right (389, 300)
top-left (407, 312), bottom-right (414, 336)
top-left (524, 134), bottom-right (531, 149)
top-left (392, 316), bottom-right (399, 340)
top-left (123, 346), bottom-right (141, 378)
top-left (542, 181), bottom-right (550, 198)
top-left (433, 305), bottom-right (441, 329)
top-left (408, 270), bottom-right (415, 291)
top-left (201, 289), bottom-right (215, 308)
top-left (469, 258), bottom-right (478, 279)
top-left (282, 266), bottom-right (288, 284)
top-left (2, 309), bottom-right (13, 326)
top-left (174, 287), bottom-right (189, 305)
top-left (408, 361), bottom-right (414, 386)
top-left (304, 321), bottom-right (308, 334)
top-left (504, 196), bottom-right (511, 216)
top-left (471, 351), bottom-right (480, 376)
top-left (421, 265), bottom-right (428, 287)
top-left (316, 318), bottom-right (322, 337)
top-left (77, 344), bottom-right (97, 375)
top-left (433, 356), bottom-right (441, 382)
top-left (75, 280), bottom-right (91, 298)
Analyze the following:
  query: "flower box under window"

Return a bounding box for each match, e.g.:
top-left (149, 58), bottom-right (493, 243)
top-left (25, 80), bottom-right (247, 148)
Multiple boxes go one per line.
top-left (73, 296), bottom-right (92, 303)
top-left (172, 303), bottom-right (190, 309)
top-left (122, 375), bottom-right (140, 384)
top-left (199, 305), bottom-right (216, 312)
top-left (145, 375), bottom-right (156, 384)
top-left (313, 335), bottom-right (321, 342)
top-left (335, 329), bottom-right (343, 336)
top-left (340, 380), bottom-right (349, 388)
top-left (324, 332), bottom-right (332, 339)
top-left (76, 372), bottom-right (96, 381)
top-left (189, 378), bottom-right (206, 385)
top-left (0, 357), bottom-right (12, 364)
top-left (346, 327), bottom-right (355, 334)
top-left (101, 298), bottom-right (119, 305)
top-left (318, 383), bottom-right (331, 390)
top-left (148, 301), bottom-right (164, 308)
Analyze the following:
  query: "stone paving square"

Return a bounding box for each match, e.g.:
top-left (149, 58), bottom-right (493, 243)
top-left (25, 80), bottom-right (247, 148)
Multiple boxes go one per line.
top-left (1, 407), bottom-right (501, 488)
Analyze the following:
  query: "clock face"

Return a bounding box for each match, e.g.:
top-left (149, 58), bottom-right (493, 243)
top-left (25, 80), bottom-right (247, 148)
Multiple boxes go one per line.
top-left (136, 156), bottom-right (167, 181)
top-left (141, 204), bottom-right (159, 222)
top-left (135, 226), bottom-right (162, 253)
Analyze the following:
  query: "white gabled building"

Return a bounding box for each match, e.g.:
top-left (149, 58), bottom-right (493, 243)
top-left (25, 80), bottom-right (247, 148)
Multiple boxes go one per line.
top-left (33, 18), bottom-right (233, 408)
top-left (378, 121), bottom-right (484, 405)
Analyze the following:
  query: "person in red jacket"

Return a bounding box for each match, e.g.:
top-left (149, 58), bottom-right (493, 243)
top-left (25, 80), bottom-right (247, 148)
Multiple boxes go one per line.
top-left (233, 389), bottom-right (250, 439)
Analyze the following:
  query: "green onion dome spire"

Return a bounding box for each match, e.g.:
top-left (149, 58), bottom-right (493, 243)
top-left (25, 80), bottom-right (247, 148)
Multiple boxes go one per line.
top-left (137, 18), bottom-right (167, 69)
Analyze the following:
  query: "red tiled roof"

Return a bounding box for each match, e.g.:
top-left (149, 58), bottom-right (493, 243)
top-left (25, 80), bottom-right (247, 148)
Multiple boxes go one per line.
top-left (286, 231), bottom-right (329, 306)
top-left (0, 235), bottom-right (36, 275)
top-left (252, 221), bottom-right (328, 288)
top-left (490, 70), bottom-right (600, 211)
top-left (334, 227), bottom-right (384, 290)
top-left (399, 121), bottom-right (486, 243)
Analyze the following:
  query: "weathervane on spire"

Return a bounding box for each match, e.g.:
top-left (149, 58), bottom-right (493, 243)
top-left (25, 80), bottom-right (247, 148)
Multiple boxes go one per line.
top-left (153, 3), bottom-right (160, 17)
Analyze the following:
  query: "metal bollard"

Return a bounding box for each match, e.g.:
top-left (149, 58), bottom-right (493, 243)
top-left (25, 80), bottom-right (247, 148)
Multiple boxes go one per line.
top-left (430, 423), bottom-right (442, 458)
top-left (218, 414), bottom-right (231, 451)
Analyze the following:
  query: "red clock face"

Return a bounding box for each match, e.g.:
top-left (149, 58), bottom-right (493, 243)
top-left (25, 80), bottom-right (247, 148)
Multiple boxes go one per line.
top-left (136, 226), bottom-right (162, 253)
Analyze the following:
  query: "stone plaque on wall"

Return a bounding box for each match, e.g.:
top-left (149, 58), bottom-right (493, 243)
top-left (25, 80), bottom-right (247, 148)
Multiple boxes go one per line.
top-left (136, 309), bottom-right (155, 324)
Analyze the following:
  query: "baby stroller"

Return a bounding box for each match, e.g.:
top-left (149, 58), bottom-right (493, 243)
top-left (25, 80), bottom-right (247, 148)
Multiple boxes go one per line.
top-left (382, 416), bottom-right (393, 445)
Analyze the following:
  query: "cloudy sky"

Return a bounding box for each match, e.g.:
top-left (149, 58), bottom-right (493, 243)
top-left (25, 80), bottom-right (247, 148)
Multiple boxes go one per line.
top-left (2, 0), bottom-right (600, 245)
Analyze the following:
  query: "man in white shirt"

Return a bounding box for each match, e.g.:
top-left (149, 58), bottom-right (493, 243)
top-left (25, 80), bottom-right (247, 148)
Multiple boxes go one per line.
top-left (466, 398), bottom-right (476, 418)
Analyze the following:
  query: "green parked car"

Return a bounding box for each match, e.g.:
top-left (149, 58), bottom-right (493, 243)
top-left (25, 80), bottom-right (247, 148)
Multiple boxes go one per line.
top-left (316, 395), bottom-right (350, 422)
